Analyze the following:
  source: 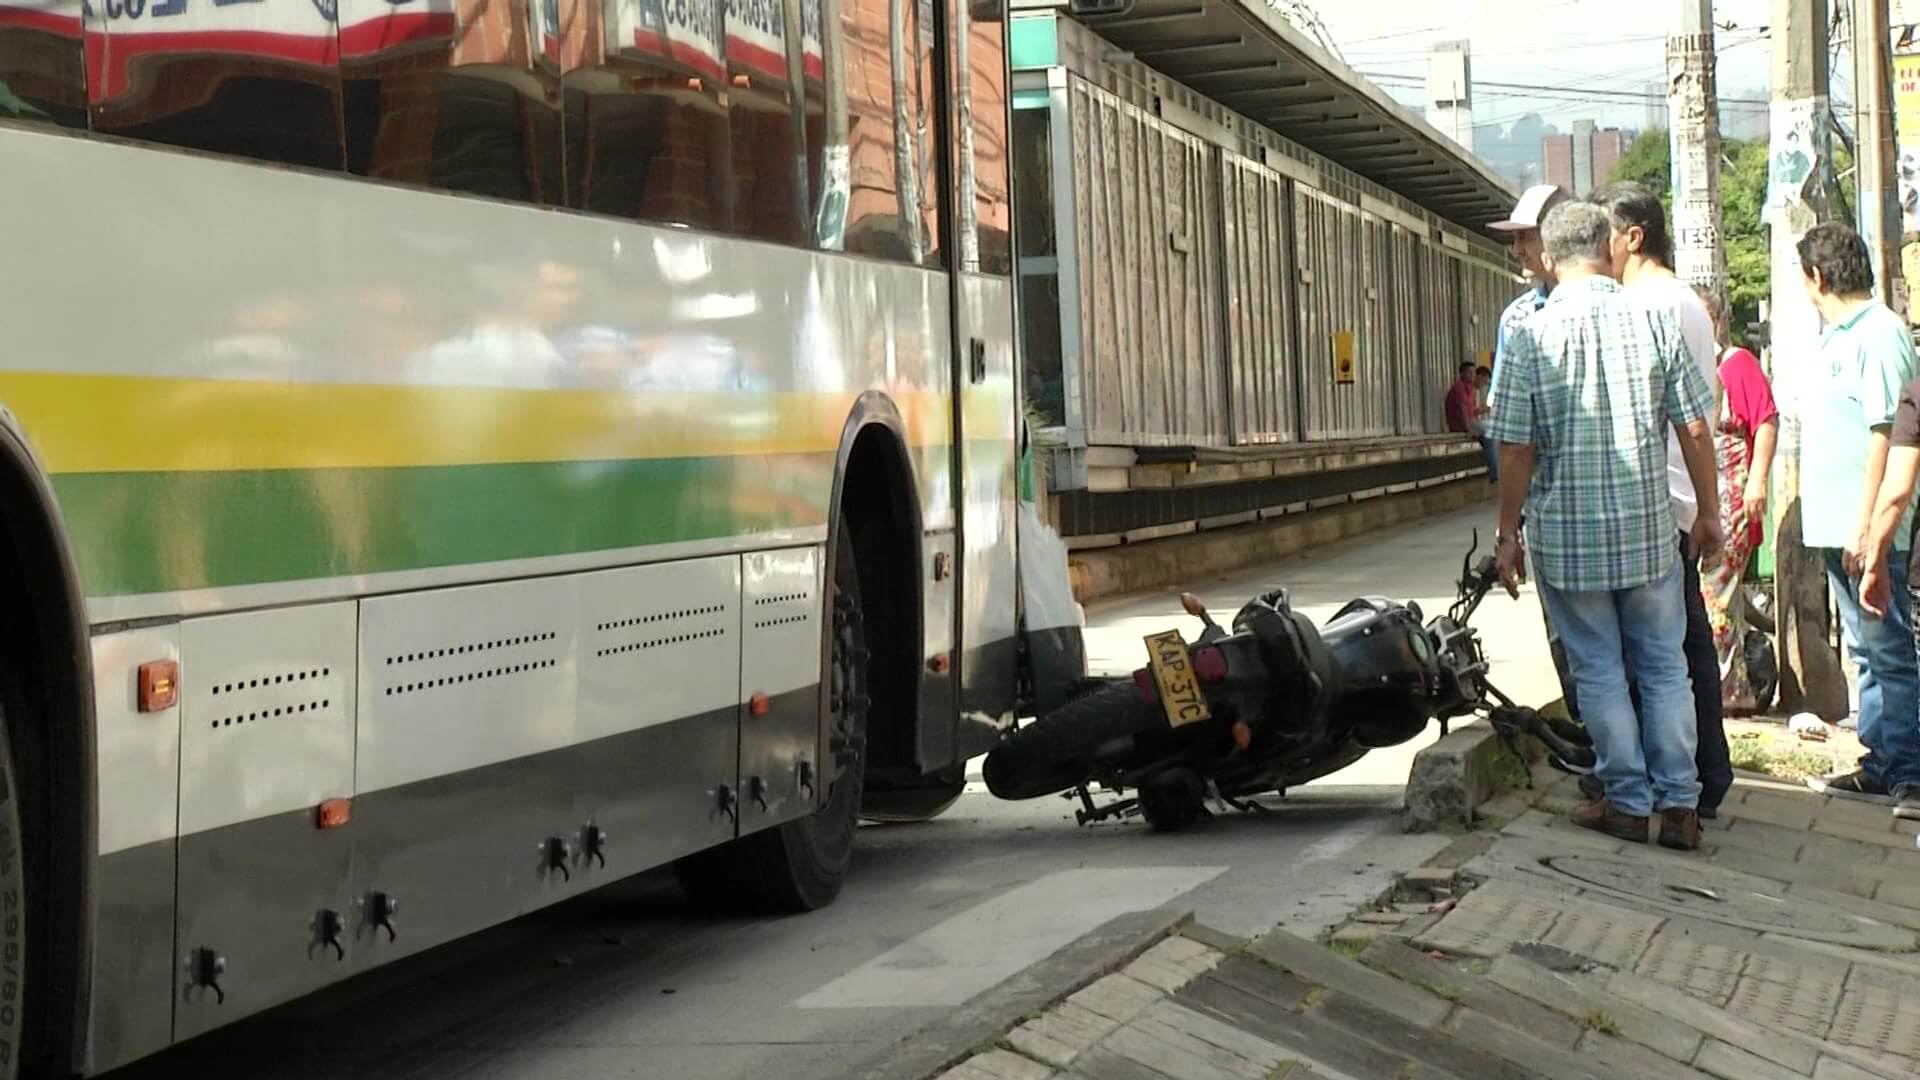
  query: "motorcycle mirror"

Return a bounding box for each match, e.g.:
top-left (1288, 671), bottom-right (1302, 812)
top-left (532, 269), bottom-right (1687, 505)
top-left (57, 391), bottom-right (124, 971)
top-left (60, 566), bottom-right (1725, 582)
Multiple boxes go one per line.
top-left (1179, 593), bottom-right (1211, 621)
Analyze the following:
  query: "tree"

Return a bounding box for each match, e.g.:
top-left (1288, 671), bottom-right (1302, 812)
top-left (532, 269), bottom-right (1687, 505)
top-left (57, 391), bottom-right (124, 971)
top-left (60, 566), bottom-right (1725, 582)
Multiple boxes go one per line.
top-left (1607, 127), bottom-right (1857, 331)
top-left (1607, 129), bottom-right (1771, 328)
top-left (1609, 129), bottom-right (1674, 206)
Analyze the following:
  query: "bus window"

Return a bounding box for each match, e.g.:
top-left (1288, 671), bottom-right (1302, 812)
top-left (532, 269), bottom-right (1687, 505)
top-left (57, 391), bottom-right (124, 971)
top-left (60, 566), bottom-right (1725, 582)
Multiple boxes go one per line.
top-left (0, 0), bottom-right (88, 129)
top-left (342, 0), bottom-right (565, 206)
top-left (89, 0), bottom-right (346, 170)
top-left (820, 0), bottom-right (939, 265)
top-left (951, 0), bottom-right (1007, 274)
top-left (722, 0), bottom-right (807, 245)
top-left (561, 0), bottom-right (734, 233)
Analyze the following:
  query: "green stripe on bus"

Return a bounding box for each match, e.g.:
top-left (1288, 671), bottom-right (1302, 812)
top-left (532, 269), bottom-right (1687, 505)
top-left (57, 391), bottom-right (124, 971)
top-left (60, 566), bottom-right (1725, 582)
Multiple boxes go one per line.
top-left (53, 453), bottom-right (838, 597)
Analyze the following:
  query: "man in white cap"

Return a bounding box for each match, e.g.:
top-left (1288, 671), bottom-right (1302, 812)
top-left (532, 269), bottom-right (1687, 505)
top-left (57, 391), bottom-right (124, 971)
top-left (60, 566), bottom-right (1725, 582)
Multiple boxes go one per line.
top-left (1489, 184), bottom-right (1571, 371)
top-left (1487, 184), bottom-right (1582, 725)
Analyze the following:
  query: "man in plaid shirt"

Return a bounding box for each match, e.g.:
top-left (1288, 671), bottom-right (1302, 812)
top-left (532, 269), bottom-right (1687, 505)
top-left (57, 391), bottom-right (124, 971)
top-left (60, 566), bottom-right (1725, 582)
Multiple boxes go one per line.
top-left (1488, 201), bottom-right (1723, 851)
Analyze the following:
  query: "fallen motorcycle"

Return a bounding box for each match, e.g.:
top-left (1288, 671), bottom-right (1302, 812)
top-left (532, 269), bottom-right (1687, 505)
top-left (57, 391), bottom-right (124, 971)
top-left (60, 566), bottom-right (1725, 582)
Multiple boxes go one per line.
top-left (981, 530), bottom-right (1594, 830)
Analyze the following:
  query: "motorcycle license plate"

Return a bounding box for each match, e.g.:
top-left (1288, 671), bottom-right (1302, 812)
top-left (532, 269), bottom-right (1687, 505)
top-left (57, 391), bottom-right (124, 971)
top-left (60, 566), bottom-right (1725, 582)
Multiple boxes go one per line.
top-left (1144, 630), bottom-right (1211, 728)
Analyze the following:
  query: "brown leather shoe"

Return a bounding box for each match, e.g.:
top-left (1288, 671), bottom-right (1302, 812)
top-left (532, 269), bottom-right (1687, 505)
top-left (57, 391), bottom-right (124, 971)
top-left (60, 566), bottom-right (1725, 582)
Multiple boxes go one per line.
top-left (1658, 808), bottom-right (1702, 851)
top-left (1571, 799), bottom-right (1648, 843)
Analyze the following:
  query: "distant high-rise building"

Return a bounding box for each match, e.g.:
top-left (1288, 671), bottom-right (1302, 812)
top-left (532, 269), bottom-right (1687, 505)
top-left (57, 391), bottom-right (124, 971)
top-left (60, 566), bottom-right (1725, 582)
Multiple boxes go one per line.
top-left (1720, 100), bottom-right (1768, 142)
top-left (1544, 134), bottom-right (1575, 191)
top-left (1543, 121), bottom-right (1633, 195)
top-left (1427, 40), bottom-right (1473, 149)
top-left (1592, 128), bottom-right (1631, 186)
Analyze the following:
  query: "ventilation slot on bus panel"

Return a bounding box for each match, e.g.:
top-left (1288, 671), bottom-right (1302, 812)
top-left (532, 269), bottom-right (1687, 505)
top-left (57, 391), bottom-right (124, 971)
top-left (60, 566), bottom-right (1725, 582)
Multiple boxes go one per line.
top-left (379, 632), bottom-right (559, 697)
top-left (594, 605), bottom-right (731, 660)
top-left (750, 589), bottom-right (813, 631)
top-left (207, 668), bottom-right (337, 732)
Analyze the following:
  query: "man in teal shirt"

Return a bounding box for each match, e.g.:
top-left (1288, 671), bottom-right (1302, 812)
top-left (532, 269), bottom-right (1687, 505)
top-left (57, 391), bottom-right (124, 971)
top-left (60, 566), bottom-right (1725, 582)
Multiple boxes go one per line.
top-left (1797, 223), bottom-right (1920, 812)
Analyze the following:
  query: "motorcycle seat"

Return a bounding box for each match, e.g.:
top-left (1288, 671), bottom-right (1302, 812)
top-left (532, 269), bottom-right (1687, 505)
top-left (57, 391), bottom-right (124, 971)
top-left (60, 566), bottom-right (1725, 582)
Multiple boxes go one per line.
top-left (1234, 591), bottom-right (1341, 717)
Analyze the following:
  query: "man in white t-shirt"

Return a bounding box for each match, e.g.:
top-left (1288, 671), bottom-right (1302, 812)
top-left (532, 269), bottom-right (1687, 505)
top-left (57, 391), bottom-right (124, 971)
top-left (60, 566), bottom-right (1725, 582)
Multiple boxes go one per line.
top-left (1585, 182), bottom-right (1732, 818)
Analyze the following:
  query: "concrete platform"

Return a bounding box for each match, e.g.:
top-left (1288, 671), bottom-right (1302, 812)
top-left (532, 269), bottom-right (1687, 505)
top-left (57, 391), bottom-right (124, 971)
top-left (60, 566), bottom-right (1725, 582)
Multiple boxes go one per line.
top-left (927, 766), bottom-right (1920, 1080)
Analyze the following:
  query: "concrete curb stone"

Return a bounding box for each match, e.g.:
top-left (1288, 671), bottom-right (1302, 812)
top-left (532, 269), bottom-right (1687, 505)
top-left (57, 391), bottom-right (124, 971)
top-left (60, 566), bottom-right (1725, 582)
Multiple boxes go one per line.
top-left (859, 906), bottom-right (1190, 1080)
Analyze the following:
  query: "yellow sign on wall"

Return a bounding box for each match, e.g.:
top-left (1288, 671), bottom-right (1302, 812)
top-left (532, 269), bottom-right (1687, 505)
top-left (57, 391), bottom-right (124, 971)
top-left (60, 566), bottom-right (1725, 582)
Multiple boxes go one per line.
top-left (1898, 52), bottom-right (1920, 144)
top-left (1332, 330), bottom-right (1356, 384)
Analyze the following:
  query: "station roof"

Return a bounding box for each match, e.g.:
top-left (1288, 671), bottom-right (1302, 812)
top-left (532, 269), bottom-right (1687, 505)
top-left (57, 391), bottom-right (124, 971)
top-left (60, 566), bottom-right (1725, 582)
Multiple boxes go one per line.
top-left (1074, 0), bottom-right (1521, 232)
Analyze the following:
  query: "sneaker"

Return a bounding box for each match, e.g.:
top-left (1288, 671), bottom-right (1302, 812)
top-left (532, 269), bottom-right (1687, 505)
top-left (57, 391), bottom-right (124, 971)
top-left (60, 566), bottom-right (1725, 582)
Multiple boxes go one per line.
top-left (1658, 808), bottom-right (1702, 851)
top-left (1894, 784), bottom-right (1920, 821)
top-left (1578, 774), bottom-right (1603, 801)
top-left (1808, 769), bottom-right (1895, 805)
top-left (1571, 799), bottom-right (1649, 843)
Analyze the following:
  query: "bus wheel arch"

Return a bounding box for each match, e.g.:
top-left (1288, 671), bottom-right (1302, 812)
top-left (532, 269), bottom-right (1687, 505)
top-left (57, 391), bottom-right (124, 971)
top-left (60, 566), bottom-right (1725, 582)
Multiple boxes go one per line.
top-left (824, 399), bottom-right (923, 797)
top-left (672, 396), bottom-right (921, 913)
top-left (0, 414), bottom-right (94, 1080)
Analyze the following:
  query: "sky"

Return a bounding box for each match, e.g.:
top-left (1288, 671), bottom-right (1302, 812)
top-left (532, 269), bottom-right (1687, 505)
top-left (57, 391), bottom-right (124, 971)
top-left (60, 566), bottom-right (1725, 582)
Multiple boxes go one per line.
top-left (1302, 0), bottom-right (1785, 136)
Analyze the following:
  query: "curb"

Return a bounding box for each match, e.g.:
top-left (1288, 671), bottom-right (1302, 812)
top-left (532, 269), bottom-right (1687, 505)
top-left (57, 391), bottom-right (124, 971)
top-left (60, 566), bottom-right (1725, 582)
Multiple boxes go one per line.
top-left (1404, 716), bottom-right (1547, 833)
top-left (1068, 479), bottom-right (1494, 605)
top-left (850, 906), bottom-right (1192, 1080)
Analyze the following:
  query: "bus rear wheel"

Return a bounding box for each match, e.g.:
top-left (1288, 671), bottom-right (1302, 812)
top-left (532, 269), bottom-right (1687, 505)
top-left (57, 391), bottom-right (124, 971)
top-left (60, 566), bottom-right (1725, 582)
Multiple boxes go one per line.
top-left (0, 698), bottom-right (31, 1080)
top-left (676, 529), bottom-right (869, 914)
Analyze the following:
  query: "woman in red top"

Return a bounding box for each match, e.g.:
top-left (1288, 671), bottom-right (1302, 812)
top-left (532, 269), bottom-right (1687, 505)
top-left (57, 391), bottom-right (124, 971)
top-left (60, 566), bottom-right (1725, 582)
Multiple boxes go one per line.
top-left (1695, 286), bottom-right (1780, 713)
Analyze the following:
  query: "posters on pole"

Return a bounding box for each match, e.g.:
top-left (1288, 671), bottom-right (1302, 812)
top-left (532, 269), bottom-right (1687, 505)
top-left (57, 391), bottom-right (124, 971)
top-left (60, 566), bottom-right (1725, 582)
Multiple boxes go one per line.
top-left (1896, 52), bottom-right (1920, 232)
top-left (1767, 97), bottom-right (1818, 212)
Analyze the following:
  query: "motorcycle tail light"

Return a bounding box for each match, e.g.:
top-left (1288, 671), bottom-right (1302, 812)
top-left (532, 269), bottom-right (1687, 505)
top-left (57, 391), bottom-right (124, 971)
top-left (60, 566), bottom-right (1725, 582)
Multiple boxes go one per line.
top-left (1192, 646), bottom-right (1228, 683)
top-left (1132, 668), bottom-right (1157, 702)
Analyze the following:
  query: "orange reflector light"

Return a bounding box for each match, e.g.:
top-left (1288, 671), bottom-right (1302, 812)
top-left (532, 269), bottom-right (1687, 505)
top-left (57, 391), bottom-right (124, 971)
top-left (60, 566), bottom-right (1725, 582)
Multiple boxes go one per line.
top-left (316, 799), bottom-right (352, 830)
top-left (749, 692), bottom-right (771, 717)
top-left (1232, 721), bottom-right (1253, 752)
top-left (137, 660), bottom-right (178, 713)
top-left (928, 653), bottom-right (951, 674)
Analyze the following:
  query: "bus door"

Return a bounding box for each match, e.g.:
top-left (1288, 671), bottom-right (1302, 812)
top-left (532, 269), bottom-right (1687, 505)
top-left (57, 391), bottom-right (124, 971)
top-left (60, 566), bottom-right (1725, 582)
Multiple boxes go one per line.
top-left (946, 0), bottom-right (1020, 758)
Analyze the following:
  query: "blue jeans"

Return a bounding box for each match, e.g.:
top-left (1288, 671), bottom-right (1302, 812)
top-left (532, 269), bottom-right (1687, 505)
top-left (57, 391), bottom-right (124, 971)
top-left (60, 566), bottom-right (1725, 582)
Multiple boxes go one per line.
top-left (1822, 549), bottom-right (1920, 791)
top-left (1476, 435), bottom-right (1499, 482)
top-left (1538, 558), bottom-right (1699, 817)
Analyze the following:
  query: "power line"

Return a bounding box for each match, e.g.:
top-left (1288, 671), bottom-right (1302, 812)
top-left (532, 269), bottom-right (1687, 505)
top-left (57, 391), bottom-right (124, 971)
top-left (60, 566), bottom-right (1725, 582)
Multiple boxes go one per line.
top-left (1358, 73), bottom-right (1772, 107)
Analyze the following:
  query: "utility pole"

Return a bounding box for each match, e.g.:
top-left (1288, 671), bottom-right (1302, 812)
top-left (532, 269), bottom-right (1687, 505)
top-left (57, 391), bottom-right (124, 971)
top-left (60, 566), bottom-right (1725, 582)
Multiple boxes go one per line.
top-left (1855, 0), bottom-right (1904, 311)
top-left (1670, 0), bottom-right (1728, 295)
top-left (1769, 0), bottom-right (1851, 718)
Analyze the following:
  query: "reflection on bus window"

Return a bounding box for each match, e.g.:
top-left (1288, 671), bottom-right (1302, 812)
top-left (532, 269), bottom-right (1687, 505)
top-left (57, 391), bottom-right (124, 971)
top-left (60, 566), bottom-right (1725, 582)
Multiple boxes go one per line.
top-left (89, 0), bottom-right (346, 169)
top-left (824, 0), bottom-right (938, 265)
top-left (721, 0), bottom-right (807, 245)
top-left (0, 0), bottom-right (88, 128)
top-left (562, 0), bottom-right (733, 232)
top-left (342, 0), bottom-right (564, 205)
top-left (953, 0), bottom-right (1007, 274)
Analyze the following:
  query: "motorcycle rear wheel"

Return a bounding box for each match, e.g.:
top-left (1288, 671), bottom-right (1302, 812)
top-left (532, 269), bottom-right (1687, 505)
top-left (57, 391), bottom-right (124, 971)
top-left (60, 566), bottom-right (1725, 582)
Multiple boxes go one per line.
top-left (982, 682), bottom-right (1164, 800)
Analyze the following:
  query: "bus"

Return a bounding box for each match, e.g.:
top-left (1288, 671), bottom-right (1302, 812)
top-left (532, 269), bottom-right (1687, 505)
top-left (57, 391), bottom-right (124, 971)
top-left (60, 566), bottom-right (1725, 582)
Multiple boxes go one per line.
top-left (0, 0), bottom-right (1085, 1072)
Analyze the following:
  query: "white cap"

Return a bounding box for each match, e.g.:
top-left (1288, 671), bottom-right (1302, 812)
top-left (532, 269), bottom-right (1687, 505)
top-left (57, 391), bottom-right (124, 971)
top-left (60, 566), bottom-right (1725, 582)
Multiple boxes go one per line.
top-left (1488, 185), bottom-right (1569, 233)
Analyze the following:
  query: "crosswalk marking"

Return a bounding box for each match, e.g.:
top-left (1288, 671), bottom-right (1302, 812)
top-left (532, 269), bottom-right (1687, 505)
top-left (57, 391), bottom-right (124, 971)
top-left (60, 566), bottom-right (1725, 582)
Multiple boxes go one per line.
top-left (793, 867), bottom-right (1227, 1009)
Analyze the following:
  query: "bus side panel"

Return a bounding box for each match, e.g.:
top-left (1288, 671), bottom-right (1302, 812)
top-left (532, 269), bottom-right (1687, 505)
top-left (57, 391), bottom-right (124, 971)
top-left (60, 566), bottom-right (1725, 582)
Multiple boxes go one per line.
top-left (87, 628), bottom-right (181, 1075)
top-left (738, 548), bottom-right (826, 825)
top-left (955, 274), bottom-right (1020, 759)
top-left (349, 559), bottom-right (745, 972)
top-left (915, 531), bottom-right (958, 769)
top-left (173, 603), bottom-right (359, 1041)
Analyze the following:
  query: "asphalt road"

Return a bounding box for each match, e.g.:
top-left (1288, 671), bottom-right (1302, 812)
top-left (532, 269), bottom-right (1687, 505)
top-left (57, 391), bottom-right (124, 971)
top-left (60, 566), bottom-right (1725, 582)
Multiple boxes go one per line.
top-left (109, 504), bottom-right (1551, 1080)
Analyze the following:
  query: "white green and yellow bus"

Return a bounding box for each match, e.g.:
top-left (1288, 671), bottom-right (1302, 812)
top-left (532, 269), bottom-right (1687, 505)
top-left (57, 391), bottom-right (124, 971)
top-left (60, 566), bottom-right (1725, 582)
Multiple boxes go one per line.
top-left (0, 0), bottom-right (1082, 1071)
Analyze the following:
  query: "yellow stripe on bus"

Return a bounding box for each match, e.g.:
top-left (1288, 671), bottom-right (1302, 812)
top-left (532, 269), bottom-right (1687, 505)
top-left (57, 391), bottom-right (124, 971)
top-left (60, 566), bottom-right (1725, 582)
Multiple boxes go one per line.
top-left (0, 373), bottom-right (1004, 474)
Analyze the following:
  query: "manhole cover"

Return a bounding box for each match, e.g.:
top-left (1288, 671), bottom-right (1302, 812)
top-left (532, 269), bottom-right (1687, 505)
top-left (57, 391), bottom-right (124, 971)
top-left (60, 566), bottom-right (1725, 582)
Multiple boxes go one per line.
top-left (1541, 854), bottom-right (1917, 950)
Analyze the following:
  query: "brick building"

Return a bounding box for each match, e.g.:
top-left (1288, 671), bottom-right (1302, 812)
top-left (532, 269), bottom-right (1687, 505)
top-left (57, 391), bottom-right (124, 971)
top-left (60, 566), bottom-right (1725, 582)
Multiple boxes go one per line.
top-left (1542, 120), bottom-right (1632, 196)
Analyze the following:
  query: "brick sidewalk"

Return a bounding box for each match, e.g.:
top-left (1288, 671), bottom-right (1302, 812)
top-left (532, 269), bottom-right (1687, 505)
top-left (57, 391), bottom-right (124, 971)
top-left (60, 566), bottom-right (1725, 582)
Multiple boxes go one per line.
top-left (927, 765), bottom-right (1920, 1080)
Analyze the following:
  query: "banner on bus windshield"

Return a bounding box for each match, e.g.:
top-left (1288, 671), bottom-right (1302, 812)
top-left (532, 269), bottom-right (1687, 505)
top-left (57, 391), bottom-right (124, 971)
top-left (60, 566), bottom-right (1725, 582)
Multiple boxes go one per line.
top-left (606, 0), bottom-right (820, 88)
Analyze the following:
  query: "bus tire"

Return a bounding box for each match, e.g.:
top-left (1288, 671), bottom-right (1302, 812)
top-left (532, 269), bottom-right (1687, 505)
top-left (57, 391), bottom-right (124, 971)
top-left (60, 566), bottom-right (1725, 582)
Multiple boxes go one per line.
top-left (0, 698), bottom-right (29, 1080)
top-left (676, 529), bottom-right (868, 914)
